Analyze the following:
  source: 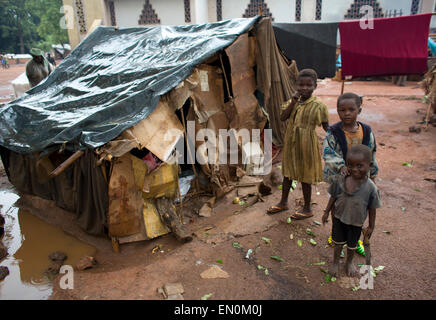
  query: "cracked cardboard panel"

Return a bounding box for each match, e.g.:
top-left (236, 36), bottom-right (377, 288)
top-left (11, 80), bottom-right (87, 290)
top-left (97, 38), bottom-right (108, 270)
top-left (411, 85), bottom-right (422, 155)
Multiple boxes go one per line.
top-left (233, 94), bottom-right (267, 131)
top-left (191, 64), bottom-right (224, 113)
top-left (128, 99), bottom-right (184, 162)
top-left (225, 33), bottom-right (251, 76)
top-left (231, 69), bottom-right (256, 99)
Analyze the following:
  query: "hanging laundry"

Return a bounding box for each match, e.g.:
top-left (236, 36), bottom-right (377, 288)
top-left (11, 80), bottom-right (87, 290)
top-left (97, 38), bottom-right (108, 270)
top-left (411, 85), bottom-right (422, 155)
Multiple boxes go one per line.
top-left (339, 13), bottom-right (432, 78)
top-left (273, 22), bottom-right (339, 78)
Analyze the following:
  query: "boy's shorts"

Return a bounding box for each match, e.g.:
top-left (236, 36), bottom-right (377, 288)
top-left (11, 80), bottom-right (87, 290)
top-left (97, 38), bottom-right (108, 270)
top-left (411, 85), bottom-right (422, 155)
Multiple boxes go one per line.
top-left (331, 217), bottom-right (362, 250)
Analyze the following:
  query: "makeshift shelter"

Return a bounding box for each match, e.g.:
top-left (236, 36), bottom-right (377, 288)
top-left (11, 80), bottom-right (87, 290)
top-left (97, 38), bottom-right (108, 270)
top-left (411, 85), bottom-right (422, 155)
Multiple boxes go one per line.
top-left (0, 17), bottom-right (296, 250)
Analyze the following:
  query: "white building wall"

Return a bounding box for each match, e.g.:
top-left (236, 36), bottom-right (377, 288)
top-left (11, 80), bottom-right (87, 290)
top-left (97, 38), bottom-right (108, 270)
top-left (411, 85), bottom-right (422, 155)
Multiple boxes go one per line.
top-left (113, 0), bottom-right (144, 27)
top-left (321, 0), bottom-right (354, 22)
top-left (221, 0), bottom-right (249, 21)
top-left (379, 0), bottom-right (412, 15)
top-left (301, 0), bottom-right (316, 22)
top-left (208, 0), bottom-right (217, 22)
top-left (192, 0), bottom-right (209, 24)
top-left (113, 0), bottom-right (186, 27)
top-left (151, 0), bottom-right (186, 25)
top-left (112, 0), bottom-right (435, 27)
top-left (268, 0), bottom-right (294, 22)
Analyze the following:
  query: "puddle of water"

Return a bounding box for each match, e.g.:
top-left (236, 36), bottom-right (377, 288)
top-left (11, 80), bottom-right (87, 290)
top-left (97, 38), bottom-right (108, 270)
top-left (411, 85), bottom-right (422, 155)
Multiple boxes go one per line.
top-left (0, 190), bottom-right (96, 300)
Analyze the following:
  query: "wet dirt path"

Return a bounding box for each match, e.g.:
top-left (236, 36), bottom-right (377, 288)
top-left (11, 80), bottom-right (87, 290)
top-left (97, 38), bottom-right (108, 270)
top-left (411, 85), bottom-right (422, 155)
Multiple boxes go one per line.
top-left (1, 75), bottom-right (436, 300)
top-left (50, 80), bottom-right (436, 300)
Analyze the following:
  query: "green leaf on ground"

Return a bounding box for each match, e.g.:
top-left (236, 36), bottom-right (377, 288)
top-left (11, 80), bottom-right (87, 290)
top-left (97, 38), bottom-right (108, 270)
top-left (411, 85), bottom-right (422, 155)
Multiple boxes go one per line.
top-left (306, 228), bottom-right (315, 237)
top-left (232, 242), bottom-right (243, 249)
top-left (286, 217), bottom-right (292, 224)
top-left (257, 265), bottom-right (269, 275)
top-left (309, 239), bottom-right (317, 246)
top-left (289, 234), bottom-right (294, 240)
top-left (216, 259), bottom-right (223, 264)
top-left (297, 240), bottom-right (303, 247)
top-left (278, 184), bottom-right (283, 190)
top-left (270, 255), bottom-right (284, 262)
top-left (352, 286), bottom-right (360, 292)
top-left (374, 265), bottom-right (385, 275)
top-left (402, 160), bottom-right (414, 167)
top-left (201, 293), bottom-right (213, 300)
top-left (313, 220), bottom-right (322, 226)
top-left (313, 261), bottom-right (326, 266)
top-left (324, 274), bottom-right (336, 283)
top-left (262, 237), bottom-right (272, 244)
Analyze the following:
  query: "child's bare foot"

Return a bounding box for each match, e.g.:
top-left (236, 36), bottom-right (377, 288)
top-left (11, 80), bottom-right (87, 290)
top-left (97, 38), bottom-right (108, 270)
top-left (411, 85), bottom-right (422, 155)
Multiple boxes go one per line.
top-left (329, 263), bottom-right (339, 277)
top-left (346, 261), bottom-right (358, 277)
top-left (300, 205), bottom-right (312, 214)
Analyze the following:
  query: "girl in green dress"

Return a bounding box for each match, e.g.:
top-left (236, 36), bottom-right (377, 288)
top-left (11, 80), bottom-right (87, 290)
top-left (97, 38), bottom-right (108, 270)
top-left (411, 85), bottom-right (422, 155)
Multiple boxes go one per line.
top-left (267, 69), bottom-right (329, 219)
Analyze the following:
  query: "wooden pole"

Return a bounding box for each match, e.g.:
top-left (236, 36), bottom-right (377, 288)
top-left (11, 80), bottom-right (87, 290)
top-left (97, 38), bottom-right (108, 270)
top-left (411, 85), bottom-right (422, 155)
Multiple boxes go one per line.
top-left (424, 102), bottom-right (432, 130)
top-left (177, 178), bottom-right (184, 224)
top-left (180, 108), bottom-right (200, 192)
top-left (340, 80), bottom-right (345, 95)
top-left (49, 150), bottom-right (84, 178)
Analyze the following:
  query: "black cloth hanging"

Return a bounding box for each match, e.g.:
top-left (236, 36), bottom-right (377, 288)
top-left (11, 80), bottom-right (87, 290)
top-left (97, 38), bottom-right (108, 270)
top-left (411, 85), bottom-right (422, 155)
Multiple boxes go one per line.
top-left (273, 22), bottom-right (338, 78)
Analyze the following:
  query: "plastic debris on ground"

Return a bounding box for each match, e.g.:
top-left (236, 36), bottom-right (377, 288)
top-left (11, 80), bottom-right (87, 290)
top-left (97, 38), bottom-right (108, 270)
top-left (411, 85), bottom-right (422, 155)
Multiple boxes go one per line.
top-left (177, 173), bottom-right (196, 201)
top-left (245, 249), bottom-right (253, 259)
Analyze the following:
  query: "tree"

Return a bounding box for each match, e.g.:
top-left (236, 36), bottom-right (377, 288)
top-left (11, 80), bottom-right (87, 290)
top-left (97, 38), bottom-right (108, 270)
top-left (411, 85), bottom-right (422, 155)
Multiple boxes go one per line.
top-left (0, 0), bottom-right (41, 54)
top-left (0, 0), bottom-right (68, 54)
top-left (26, 0), bottom-right (69, 47)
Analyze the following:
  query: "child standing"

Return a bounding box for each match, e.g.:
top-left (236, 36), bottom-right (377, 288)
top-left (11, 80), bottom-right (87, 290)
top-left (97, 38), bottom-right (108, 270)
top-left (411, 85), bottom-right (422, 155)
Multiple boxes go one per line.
top-left (323, 92), bottom-right (378, 182)
top-left (267, 69), bottom-right (329, 219)
top-left (322, 144), bottom-right (381, 277)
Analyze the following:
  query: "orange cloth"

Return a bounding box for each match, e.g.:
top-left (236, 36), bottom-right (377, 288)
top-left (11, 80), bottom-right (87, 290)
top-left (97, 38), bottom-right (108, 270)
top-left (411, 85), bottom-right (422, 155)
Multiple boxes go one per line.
top-left (344, 123), bottom-right (363, 151)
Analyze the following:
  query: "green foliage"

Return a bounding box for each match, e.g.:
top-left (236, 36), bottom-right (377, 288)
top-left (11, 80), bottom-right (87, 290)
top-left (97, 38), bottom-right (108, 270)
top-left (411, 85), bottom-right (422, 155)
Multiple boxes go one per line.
top-left (0, 0), bottom-right (68, 54)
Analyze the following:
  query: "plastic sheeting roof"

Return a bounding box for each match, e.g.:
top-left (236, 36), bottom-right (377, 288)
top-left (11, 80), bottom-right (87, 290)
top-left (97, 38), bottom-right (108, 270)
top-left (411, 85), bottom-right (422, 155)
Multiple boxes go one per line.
top-left (0, 17), bottom-right (259, 154)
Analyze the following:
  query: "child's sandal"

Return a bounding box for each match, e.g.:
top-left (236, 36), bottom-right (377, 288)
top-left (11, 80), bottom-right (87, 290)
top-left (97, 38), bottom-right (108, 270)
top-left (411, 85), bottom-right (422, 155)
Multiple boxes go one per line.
top-left (266, 205), bottom-right (289, 215)
top-left (290, 211), bottom-right (314, 220)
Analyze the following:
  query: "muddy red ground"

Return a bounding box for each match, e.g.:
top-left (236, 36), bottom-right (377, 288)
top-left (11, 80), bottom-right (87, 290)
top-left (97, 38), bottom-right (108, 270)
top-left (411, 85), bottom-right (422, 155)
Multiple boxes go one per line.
top-left (1, 66), bottom-right (436, 300)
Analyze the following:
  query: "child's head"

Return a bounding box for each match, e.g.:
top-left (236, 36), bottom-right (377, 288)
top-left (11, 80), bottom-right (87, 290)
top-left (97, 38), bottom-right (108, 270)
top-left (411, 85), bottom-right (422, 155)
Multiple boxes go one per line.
top-left (297, 69), bottom-right (318, 100)
top-left (337, 92), bottom-right (362, 126)
top-left (346, 144), bottom-right (372, 180)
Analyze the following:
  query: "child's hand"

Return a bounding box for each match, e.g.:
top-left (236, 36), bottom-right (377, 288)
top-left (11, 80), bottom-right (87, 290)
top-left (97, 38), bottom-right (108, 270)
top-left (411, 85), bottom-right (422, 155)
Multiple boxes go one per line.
top-left (322, 210), bottom-right (329, 225)
top-left (340, 166), bottom-right (349, 176)
top-left (363, 227), bottom-right (373, 242)
top-left (292, 92), bottom-right (301, 103)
